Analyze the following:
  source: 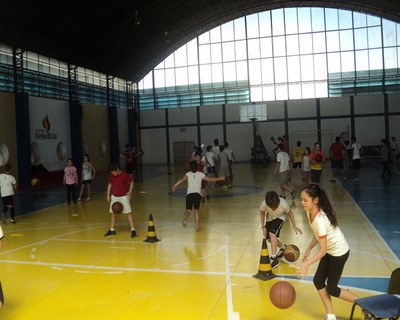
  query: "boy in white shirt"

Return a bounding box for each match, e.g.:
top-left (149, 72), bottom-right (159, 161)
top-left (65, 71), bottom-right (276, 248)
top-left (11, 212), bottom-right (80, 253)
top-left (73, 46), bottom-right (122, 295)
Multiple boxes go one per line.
top-left (0, 163), bottom-right (17, 224)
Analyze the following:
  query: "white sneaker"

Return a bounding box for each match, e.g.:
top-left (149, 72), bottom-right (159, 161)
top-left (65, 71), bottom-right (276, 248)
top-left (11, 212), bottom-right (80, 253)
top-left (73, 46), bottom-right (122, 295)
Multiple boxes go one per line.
top-left (323, 314), bottom-right (337, 320)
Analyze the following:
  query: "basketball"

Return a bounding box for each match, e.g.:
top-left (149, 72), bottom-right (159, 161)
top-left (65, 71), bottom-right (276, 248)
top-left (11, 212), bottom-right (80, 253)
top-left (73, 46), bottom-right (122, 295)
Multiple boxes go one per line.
top-left (111, 201), bottom-right (123, 214)
top-left (31, 178), bottom-right (40, 187)
top-left (314, 153), bottom-right (323, 163)
top-left (283, 244), bottom-right (300, 262)
top-left (269, 281), bottom-right (296, 309)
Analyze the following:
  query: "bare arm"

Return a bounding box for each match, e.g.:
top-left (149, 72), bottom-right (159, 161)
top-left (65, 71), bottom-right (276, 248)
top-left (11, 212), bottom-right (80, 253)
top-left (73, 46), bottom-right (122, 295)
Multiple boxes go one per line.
top-left (298, 236), bottom-right (326, 278)
top-left (259, 210), bottom-right (267, 237)
top-left (106, 183), bottom-right (112, 203)
top-left (172, 175), bottom-right (188, 192)
top-left (203, 176), bottom-right (225, 183)
top-left (127, 181), bottom-right (134, 200)
top-left (287, 210), bottom-right (303, 235)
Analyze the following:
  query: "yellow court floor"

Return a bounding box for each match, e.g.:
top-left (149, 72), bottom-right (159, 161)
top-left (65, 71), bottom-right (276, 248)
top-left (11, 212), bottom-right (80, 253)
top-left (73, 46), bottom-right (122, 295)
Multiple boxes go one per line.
top-left (0, 163), bottom-right (398, 320)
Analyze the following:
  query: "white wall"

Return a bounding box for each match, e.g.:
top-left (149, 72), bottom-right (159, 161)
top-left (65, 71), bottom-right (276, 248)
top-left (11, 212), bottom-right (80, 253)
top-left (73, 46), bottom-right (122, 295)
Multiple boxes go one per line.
top-left (138, 94), bottom-right (399, 165)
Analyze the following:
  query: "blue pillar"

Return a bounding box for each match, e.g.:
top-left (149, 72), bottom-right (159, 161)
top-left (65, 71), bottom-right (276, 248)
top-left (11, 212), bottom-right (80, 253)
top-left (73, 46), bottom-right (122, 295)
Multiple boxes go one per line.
top-left (108, 106), bottom-right (119, 165)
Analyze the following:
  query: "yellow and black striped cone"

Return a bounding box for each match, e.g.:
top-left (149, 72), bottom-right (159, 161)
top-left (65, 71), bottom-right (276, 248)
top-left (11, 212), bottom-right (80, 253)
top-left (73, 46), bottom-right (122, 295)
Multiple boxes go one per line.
top-left (143, 214), bottom-right (161, 243)
top-left (253, 238), bottom-right (276, 281)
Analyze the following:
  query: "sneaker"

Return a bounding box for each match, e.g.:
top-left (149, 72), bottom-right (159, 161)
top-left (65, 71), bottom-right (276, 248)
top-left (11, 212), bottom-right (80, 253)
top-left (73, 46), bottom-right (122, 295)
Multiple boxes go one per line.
top-left (280, 194), bottom-right (286, 199)
top-left (104, 229), bottom-right (116, 237)
top-left (11, 219), bottom-right (16, 224)
top-left (330, 178), bottom-right (336, 182)
top-left (276, 244), bottom-right (287, 259)
top-left (86, 197), bottom-right (90, 201)
top-left (131, 229), bottom-right (137, 238)
top-left (76, 198), bottom-right (81, 202)
top-left (323, 314), bottom-right (337, 320)
top-left (270, 257), bottom-right (280, 269)
top-left (290, 190), bottom-right (296, 200)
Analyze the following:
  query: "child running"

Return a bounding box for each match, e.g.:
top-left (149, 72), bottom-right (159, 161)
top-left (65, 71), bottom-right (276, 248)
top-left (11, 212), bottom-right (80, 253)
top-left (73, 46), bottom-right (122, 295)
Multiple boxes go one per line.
top-left (172, 160), bottom-right (225, 231)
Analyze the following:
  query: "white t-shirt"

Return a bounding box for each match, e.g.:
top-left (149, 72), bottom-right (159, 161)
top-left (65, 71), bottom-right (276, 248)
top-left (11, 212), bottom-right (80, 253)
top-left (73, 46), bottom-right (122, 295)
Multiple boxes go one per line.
top-left (308, 209), bottom-right (349, 256)
top-left (186, 171), bottom-right (205, 195)
top-left (224, 147), bottom-right (234, 161)
top-left (352, 143), bottom-right (362, 160)
top-left (212, 146), bottom-right (220, 158)
top-left (0, 173), bottom-right (16, 197)
top-left (276, 151), bottom-right (291, 172)
top-left (205, 151), bottom-right (215, 167)
top-left (302, 155), bottom-right (311, 172)
top-left (259, 197), bottom-right (290, 222)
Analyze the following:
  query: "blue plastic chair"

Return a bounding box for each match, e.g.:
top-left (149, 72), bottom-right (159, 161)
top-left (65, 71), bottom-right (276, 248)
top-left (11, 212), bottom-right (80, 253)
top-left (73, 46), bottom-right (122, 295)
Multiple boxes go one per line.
top-left (349, 268), bottom-right (400, 319)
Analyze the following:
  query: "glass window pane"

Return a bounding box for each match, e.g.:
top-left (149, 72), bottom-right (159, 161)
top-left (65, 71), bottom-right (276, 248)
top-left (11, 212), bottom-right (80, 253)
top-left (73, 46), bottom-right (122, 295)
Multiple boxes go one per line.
top-left (369, 49), bottom-right (383, 70)
top-left (301, 55), bottom-right (314, 81)
top-left (247, 13), bottom-right (259, 38)
top-left (222, 42), bottom-right (235, 62)
top-left (164, 53), bottom-right (175, 68)
top-left (154, 69), bottom-right (165, 88)
top-left (263, 86), bottom-right (275, 101)
top-left (235, 40), bottom-right (247, 60)
top-left (302, 83), bottom-right (315, 99)
top-left (198, 31), bottom-right (210, 44)
top-left (212, 63), bottom-right (223, 83)
top-left (200, 64), bottom-right (212, 83)
top-left (313, 32), bottom-right (326, 53)
top-left (384, 47), bottom-right (397, 69)
top-left (199, 44), bottom-right (211, 64)
top-left (234, 17), bottom-right (246, 40)
top-left (315, 82), bottom-right (328, 97)
top-left (187, 39), bottom-right (198, 65)
top-left (210, 26), bottom-right (221, 43)
top-left (325, 9), bottom-right (338, 31)
top-left (273, 36), bottom-right (286, 57)
top-left (354, 28), bottom-right (368, 50)
top-left (175, 45), bottom-right (187, 67)
top-left (286, 35), bottom-right (299, 55)
top-left (353, 12), bottom-right (367, 28)
top-left (223, 62), bottom-right (236, 82)
top-left (261, 58), bottom-right (274, 84)
top-left (327, 52), bottom-right (341, 73)
top-left (188, 66), bottom-right (199, 85)
top-left (312, 8), bottom-right (325, 32)
top-left (248, 39), bottom-right (261, 59)
top-left (249, 60), bottom-right (262, 85)
top-left (298, 7), bottom-right (311, 33)
top-left (275, 84), bottom-right (288, 100)
top-left (368, 26), bottom-right (382, 48)
top-left (326, 31), bottom-right (340, 52)
top-left (287, 56), bottom-right (301, 82)
top-left (367, 14), bottom-right (380, 27)
top-left (221, 21), bottom-right (234, 42)
top-left (274, 57), bottom-right (287, 83)
top-left (340, 30), bottom-right (354, 51)
top-left (356, 50), bottom-right (369, 72)
top-left (250, 87), bottom-right (263, 102)
top-left (271, 9), bottom-right (285, 36)
top-left (260, 37), bottom-right (273, 58)
top-left (236, 61), bottom-right (248, 81)
top-left (382, 19), bottom-right (396, 47)
top-left (341, 51), bottom-right (355, 73)
top-left (314, 54), bottom-right (328, 80)
top-left (397, 24), bottom-right (400, 45)
top-left (165, 69), bottom-right (175, 87)
top-left (285, 8), bottom-right (298, 34)
top-left (175, 67), bottom-right (188, 86)
top-left (259, 11), bottom-right (272, 37)
top-left (338, 10), bottom-right (352, 29)
top-left (289, 84), bottom-right (302, 99)
top-left (211, 43), bottom-right (222, 63)
top-left (299, 34), bottom-right (312, 54)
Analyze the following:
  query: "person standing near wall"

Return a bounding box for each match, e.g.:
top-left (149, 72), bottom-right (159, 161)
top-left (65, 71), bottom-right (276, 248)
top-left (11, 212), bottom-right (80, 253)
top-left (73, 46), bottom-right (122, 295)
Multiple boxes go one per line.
top-left (377, 138), bottom-right (391, 178)
top-left (77, 153), bottom-right (96, 202)
top-left (329, 137), bottom-right (345, 183)
top-left (274, 143), bottom-right (296, 200)
top-left (63, 159), bottom-right (78, 205)
top-left (309, 143), bottom-right (326, 185)
top-left (292, 141), bottom-right (304, 182)
top-left (0, 163), bottom-right (17, 224)
top-left (351, 137), bottom-right (362, 182)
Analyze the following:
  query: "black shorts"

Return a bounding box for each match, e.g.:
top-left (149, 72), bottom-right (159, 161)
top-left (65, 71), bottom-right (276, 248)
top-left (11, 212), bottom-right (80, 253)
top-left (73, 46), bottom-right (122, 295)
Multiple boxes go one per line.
top-left (265, 218), bottom-right (284, 239)
top-left (186, 193), bottom-right (202, 210)
top-left (2, 195), bottom-right (14, 207)
top-left (331, 159), bottom-right (344, 169)
top-left (293, 162), bottom-right (302, 168)
top-left (352, 159), bottom-right (361, 170)
top-left (82, 180), bottom-right (92, 185)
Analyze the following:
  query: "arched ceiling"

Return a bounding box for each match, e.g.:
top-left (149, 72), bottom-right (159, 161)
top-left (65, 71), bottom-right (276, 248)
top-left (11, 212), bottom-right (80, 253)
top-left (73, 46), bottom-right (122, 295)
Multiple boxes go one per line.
top-left (0, 0), bottom-right (399, 83)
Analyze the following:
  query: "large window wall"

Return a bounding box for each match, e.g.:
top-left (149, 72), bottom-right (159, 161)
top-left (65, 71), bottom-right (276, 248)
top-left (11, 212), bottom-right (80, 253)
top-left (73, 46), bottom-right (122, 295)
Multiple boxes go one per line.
top-left (138, 7), bottom-right (400, 110)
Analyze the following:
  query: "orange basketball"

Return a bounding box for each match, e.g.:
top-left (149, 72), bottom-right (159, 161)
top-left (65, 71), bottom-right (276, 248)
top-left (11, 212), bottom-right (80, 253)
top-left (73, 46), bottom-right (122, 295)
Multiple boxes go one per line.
top-left (111, 201), bottom-right (123, 214)
top-left (314, 153), bottom-right (323, 163)
top-left (283, 244), bottom-right (300, 263)
top-left (183, 160), bottom-right (191, 172)
top-left (269, 281), bottom-right (296, 309)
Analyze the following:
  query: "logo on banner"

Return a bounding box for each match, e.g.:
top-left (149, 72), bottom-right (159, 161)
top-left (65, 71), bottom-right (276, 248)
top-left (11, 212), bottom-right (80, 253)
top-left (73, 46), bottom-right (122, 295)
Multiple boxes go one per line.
top-left (35, 114), bottom-right (58, 140)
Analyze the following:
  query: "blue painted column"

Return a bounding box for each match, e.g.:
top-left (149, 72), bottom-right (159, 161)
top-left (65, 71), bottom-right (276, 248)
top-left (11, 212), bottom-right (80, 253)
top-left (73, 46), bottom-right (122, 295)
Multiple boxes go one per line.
top-left (69, 100), bottom-right (83, 170)
top-left (108, 106), bottom-right (120, 166)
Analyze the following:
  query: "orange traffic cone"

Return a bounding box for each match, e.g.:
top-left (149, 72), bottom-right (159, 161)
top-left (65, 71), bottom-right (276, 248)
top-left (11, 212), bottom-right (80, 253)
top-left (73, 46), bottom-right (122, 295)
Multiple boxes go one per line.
top-left (253, 238), bottom-right (276, 281)
top-left (143, 214), bottom-right (161, 243)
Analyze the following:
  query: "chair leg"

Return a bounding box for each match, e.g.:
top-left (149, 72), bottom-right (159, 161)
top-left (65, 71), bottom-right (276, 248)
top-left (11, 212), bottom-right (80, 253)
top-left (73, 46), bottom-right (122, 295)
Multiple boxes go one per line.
top-left (349, 303), bottom-right (358, 320)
